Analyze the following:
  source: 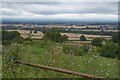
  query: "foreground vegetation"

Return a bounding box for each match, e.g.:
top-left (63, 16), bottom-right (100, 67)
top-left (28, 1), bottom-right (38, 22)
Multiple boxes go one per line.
top-left (2, 40), bottom-right (119, 78)
top-left (2, 30), bottom-right (120, 78)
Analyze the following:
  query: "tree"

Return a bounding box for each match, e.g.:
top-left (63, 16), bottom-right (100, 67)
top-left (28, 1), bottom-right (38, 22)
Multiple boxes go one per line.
top-left (30, 30), bottom-right (32, 33)
top-left (2, 30), bottom-right (20, 41)
top-left (14, 36), bottom-right (24, 44)
top-left (80, 35), bottom-right (86, 41)
top-left (42, 27), bottom-right (46, 34)
top-left (112, 33), bottom-right (120, 43)
top-left (62, 35), bottom-right (68, 42)
top-left (99, 42), bottom-right (119, 58)
top-left (42, 29), bottom-right (68, 43)
top-left (71, 27), bottom-right (74, 31)
top-left (2, 30), bottom-right (23, 45)
top-left (91, 38), bottom-right (103, 47)
top-left (34, 30), bottom-right (37, 34)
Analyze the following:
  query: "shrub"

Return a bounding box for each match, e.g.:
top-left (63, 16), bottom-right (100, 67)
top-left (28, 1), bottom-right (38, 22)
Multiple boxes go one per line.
top-left (99, 42), bottom-right (119, 58)
top-left (80, 35), bottom-right (86, 41)
top-left (24, 38), bottom-right (32, 41)
top-left (91, 38), bottom-right (103, 47)
top-left (82, 44), bottom-right (90, 53)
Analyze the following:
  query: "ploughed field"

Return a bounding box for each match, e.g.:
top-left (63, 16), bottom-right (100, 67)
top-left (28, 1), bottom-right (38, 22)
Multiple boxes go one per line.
top-left (2, 40), bottom-right (119, 78)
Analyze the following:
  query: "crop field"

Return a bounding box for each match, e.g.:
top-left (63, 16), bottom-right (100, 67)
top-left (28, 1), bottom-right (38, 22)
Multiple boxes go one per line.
top-left (7, 30), bottom-right (111, 40)
top-left (61, 33), bottom-right (111, 40)
top-left (83, 30), bottom-right (119, 32)
top-left (2, 40), bottom-right (119, 78)
top-left (8, 30), bottom-right (43, 39)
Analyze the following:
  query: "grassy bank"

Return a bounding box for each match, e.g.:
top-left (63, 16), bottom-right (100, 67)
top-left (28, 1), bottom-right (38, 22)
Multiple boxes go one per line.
top-left (2, 40), bottom-right (119, 78)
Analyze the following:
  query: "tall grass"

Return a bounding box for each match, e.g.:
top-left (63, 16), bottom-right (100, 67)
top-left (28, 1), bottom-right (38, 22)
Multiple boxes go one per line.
top-left (2, 40), bottom-right (119, 78)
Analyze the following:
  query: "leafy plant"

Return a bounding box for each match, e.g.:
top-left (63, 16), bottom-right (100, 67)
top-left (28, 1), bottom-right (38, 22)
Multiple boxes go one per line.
top-left (91, 38), bottom-right (103, 47)
top-left (99, 42), bottom-right (119, 58)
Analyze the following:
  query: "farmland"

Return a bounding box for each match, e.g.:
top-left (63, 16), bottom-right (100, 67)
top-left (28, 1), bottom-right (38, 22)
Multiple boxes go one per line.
top-left (1, 1), bottom-right (120, 79)
top-left (2, 27), bottom-right (119, 78)
top-left (7, 30), bottom-right (112, 40)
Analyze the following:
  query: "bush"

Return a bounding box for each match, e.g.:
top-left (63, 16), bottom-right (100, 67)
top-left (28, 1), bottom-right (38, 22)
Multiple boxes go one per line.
top-left (82, 44), bottom-right (90, 53)
top-left (80, 35), bottom-right (86, 41)
top-left (24, 38), bottom-right (32, 41)
top-left (91, 38), bottom-right (103, 47)
top-left (99, 42), bottom-right (119, 58)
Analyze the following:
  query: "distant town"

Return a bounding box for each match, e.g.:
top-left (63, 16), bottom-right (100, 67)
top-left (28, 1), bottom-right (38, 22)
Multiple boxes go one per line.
top-left (1, 23), bottom-right (119, 31)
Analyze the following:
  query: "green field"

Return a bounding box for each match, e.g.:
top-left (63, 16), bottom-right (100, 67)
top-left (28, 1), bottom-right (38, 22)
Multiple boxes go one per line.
top-left (2, 40), bottom-right (119, 78)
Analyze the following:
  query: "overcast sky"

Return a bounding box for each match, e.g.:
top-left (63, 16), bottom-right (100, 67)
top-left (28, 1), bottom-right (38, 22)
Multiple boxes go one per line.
top-left (1, 1), bottom-right (118, 22)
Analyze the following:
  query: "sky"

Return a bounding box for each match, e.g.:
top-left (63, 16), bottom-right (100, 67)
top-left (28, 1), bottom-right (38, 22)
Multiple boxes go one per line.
top-left (1, 0), bottom-right (119, 22)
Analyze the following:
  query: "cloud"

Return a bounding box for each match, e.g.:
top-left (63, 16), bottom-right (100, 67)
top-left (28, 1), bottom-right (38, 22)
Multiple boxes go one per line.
top-left (1, 2), bottom-right (118, 22)
top-left (1, 8), bottom-right (20, 16)
top-left (1, 0), bottom-right (120, 2)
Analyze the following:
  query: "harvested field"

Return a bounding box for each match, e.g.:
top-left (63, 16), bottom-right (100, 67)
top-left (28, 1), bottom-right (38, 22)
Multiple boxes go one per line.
top-left (83, 30), bottom-right (119, 32)
top-left (8, 30), bottom-right (44, 39)
top-left (61, 33), bottom-right (111, 40)
top-left (7, 30), bottom-right (111, 40)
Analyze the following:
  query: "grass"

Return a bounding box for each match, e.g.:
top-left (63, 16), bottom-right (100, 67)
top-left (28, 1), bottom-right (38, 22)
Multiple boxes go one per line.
top-left (2, 40), bottom-right (119, 78)
top-left (0, 55), bottom-right (2, 79)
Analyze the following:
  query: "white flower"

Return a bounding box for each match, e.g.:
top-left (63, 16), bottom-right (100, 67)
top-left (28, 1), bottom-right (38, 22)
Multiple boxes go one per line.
top-left (106, 73), bottom-right (109, 75)
top-left (53, 60), bottom-right (55, 63)
top-left (89, 58), bottom-right (92, 60)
